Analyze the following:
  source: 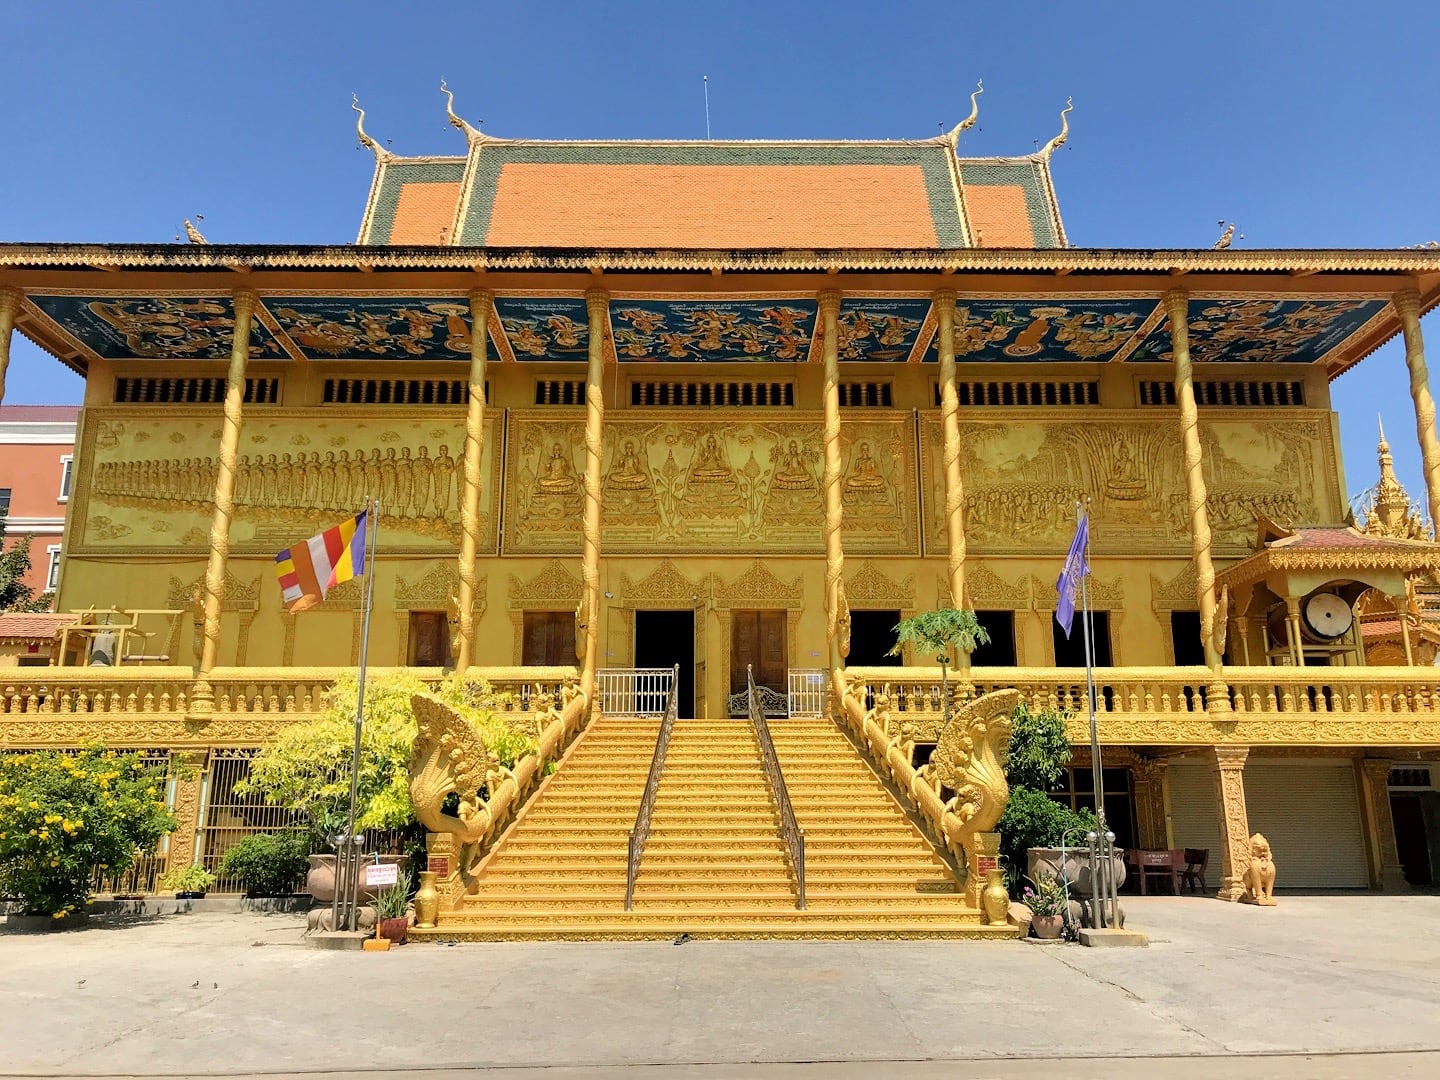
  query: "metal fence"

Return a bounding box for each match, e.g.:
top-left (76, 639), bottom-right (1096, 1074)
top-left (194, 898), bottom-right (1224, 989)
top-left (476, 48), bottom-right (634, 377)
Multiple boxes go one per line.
top-left (787, 669), bottom-right (828, 718)
top-left (596, 667), bottom-right (676, 717)
top-left (199, 749), bottom-right (305, 893)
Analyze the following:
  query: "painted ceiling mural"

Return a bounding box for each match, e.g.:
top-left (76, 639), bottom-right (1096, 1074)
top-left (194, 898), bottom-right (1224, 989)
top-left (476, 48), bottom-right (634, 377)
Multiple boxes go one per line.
top-left (611, 299), bottom-right (817, 362)
top-left (923, 299), bottom-right (1155, 363)
top-left (495, 297), bottom-right (590, 362)
top-left (28, 295), bottom-right (285, 361)
top-left (836, 299), bottom-right (931, 362)
top-left (1125, 298), bottom-right (1388, 364)
top-left (266, 297), bottom-right (474, 361)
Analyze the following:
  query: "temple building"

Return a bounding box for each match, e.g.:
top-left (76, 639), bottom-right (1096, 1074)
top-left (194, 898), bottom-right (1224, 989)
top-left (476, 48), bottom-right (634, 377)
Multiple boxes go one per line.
top-left (4, 86), bottom-right (1440, 933)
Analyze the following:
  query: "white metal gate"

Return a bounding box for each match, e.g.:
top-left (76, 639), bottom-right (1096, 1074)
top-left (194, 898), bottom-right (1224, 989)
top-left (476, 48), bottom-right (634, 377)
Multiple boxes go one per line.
top-left (597, 667), bottom-right (676, 717)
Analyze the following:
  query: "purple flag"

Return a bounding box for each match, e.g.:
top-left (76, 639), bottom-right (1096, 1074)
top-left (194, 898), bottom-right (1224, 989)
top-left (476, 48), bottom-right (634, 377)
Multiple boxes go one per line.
top-left (1055, 514), bottom-right (1090, 639)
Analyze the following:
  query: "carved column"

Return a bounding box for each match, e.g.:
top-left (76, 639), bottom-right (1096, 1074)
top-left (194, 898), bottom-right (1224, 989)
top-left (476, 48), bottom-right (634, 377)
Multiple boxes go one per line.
top-left (164, 750), bottom-right (209, 874)
top-left (0, 286), bottom-right (20, 405)
top-left (1164, 290), bottom-right (1220, 672)
top-left (1358, 758), bottom-right (1409, 892)
top-left (1132, 757), bottom-right (1170, 849)
top-left (1285, 595), bottom-right (1305, 666)
top-left (192, 289), bottom-right (257, 717)
top-left (1394, 595), bottom-right (1415, 666)
top-left (455, 289), bottom-right (493, 672)
top-left (819, 290), bottom-right (848, 672)
top-left (579, 289), bottom-right (608, 698)
top-left (934, 290), bottom-right (968, 620)
top-left (1209, 746), bottom-right (1251, 901)
top-left (1394, 288), bottom-right (1440, 529)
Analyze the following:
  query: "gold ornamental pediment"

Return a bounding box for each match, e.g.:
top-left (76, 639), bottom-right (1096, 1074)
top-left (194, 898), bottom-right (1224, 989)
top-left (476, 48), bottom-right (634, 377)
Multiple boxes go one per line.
top-left (508, 559), bottom-right (584, 607)
top-left (395, 563), bottom-right (486, 614)
top-left (714, 559), bottom-right (804, 608)
top-left (845, 560), bottom-right (915, 609)
top-left (620, 559), bottom-right (705, 605)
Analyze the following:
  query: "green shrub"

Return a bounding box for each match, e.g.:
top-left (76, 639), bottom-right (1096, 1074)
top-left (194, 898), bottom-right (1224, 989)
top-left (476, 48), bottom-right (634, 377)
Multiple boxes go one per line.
top-left (0, 748), bottom-right (175, 917)
top-left (218, 833), bottom-right (310, 896)
top-left (997, 787), bottom-right (1097, 887)
top-left (156, 863), bottom-right (216, 894)
top-left (1004, 703), bottom-right (1072, 790)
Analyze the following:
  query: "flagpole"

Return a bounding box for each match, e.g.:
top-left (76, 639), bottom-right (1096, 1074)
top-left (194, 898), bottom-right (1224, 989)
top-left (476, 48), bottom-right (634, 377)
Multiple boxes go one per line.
top-left (339, 497), bottom-right (379, 931)
top-left (1075, 496), bottom-right (1114, 929)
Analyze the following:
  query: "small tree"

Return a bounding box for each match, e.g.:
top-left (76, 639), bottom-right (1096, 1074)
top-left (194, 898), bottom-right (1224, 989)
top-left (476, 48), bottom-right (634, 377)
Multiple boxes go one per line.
top-left (0, 748), bottom-right (176, 917)
top-left (237, 672), bottom-right (536, 849)
top-left (887, 608), bottom-right (990, 725)
top-left (0, 508), bottom-right (49, 613)
top-left (996, 702), bottom-right (1096, 889)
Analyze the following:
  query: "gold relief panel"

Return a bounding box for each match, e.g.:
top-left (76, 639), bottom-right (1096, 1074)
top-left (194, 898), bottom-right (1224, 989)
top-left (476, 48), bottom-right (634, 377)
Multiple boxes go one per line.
top-left (502, 411), bottom-right (917, 555)
top-left (71, 408), bottom-right (500, 556)
top-left (920, 412), bottom-right (1338, 556)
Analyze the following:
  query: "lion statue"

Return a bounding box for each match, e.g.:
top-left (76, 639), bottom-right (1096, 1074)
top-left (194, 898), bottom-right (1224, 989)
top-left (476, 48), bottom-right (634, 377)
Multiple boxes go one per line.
top-left (1241, 832), bottom-right (1277, 906)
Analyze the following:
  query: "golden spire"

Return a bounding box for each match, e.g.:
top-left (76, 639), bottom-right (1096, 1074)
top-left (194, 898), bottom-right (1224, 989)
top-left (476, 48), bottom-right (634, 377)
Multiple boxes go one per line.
top-left (1038, 97), bottom-right (1072, 159)
top-left (352, 94), bottom-right (392, 162)
top-left (1361, 414), bottom-right (1432, 539)
top-left (944, 80), bottom-right (983, 149)
top-left (441, 78), bottom-right (485, 143)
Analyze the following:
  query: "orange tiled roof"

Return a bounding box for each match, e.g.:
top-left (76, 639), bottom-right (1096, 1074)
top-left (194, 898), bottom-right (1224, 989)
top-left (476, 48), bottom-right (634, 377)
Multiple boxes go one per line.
top-left (0, 612), bottom-right (73, 642)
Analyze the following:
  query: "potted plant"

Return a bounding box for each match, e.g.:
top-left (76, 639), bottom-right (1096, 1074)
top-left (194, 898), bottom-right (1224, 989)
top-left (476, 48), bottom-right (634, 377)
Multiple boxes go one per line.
top-left (1022, 873), bottom-right (1068, 940)
top-left (372, 881), bottom-right (410, 944)
top-left (157, 863), bottom-right (215, 900)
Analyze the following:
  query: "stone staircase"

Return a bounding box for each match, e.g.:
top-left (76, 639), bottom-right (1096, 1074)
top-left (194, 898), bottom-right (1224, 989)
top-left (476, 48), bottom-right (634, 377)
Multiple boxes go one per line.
top-left (417, 713), bottom-right (1014, 940)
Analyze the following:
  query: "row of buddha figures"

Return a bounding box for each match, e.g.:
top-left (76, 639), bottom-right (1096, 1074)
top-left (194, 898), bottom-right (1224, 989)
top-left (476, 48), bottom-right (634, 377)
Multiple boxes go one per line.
top-left (513, 422), bottom-right (906, 547)
top-left (93, 446), bottom-right (464, 524)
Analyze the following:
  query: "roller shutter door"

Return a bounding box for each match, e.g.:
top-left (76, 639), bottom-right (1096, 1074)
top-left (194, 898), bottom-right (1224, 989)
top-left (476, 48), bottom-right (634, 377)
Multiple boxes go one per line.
top-left (1167, 764), bottom-right (1223, 865)
top-left (1244, 762), bottom-right (1368, 889)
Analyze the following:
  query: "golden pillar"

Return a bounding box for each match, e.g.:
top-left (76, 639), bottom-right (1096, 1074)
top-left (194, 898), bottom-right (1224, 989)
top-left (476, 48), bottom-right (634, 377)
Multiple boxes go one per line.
top-left (454, 289), bottom-right (493, 672)
top-left (1165, 290), bottom-right (1220, 671)
top-left (1284, 595), bottom-right (1305, 667)
top-left (0, 286), bottom-right (20, 405)
top-left (934, 290), bottom-right (968, 615)
top-left (1209, 745), bottom-right (1251, 901)
top-left (1394, 595), bottom-right (1416, 666)
top-left (1358, 758), bottom-right (1409, 892)
top-left (192, 289), bottom-right (257, 715)
top-left (1394, 288), bottom-right (1440, 530)
top-left (164, 750), bottom-right (209, 875)
top-left (819, 290), bottom-right (848, 671)
top-left (579, 289), bottom-right (608, 697)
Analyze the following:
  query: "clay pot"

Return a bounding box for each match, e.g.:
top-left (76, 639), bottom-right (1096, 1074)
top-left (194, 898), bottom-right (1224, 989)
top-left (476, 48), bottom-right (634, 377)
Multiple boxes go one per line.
top-left (1031, 914), bottom-right (1064, 940)
top-left (305, 854), bottom-right (410, 903)
top-left (982, 867), bottom-right (1010, 925)
top-left (1026, 847), bottom-right (1127, 898)
top-left (378, 917), bottom-right (407, 944)
top-left (413, 871), bottom-right (439, 929)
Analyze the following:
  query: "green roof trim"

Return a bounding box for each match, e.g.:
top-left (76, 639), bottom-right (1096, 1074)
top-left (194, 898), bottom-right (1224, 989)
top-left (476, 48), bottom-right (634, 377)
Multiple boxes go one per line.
top-left (957, 160), bottom-right (1061, 248)
top-left (367, 160), bottom-right (466, 244)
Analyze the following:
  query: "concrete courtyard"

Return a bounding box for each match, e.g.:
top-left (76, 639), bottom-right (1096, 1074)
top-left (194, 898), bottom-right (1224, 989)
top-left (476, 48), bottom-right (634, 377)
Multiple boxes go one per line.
top-left (2, 895), bottom-right (1439, 1078)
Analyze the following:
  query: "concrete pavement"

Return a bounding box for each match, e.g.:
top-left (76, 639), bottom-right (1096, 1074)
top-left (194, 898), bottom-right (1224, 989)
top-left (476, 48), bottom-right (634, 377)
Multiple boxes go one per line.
top-left (1, 895), bottom-right (1438, 1077)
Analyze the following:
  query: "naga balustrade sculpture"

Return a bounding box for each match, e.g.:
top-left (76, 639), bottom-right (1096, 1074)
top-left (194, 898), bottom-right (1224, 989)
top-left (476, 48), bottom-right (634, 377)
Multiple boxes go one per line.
top-left (408, 692), bottom-right (506, 885)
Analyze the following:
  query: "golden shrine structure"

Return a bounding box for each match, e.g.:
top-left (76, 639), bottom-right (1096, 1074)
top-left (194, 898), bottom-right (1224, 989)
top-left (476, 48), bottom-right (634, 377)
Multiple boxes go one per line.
top-left (4, 88), bottom-right (1440, 935)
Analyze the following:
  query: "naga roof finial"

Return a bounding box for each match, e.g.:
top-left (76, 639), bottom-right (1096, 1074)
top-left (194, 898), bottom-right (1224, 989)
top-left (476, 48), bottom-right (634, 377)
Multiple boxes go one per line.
top-left (352, 94), bottom-right (391, 162)
top-left (1038, 97), bottom-right (1072, 159)
top-left (945, 80), bottom-right (983, 149)
top-left (441, 78), bottom-right (485, 143)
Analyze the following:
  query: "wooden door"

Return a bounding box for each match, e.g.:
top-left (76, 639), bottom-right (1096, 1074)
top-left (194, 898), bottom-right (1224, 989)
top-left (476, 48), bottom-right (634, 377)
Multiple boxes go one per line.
top-left (730, 609), bottom-right (788, 696)
top-left (523, 611), bottom-right (575, 667)
top-left (407, 611), bottom-right (451, 667)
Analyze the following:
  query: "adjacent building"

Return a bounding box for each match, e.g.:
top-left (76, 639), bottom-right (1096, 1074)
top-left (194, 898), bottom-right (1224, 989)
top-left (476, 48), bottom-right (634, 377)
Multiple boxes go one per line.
top-left (0, 404), bottom-right (77, 602)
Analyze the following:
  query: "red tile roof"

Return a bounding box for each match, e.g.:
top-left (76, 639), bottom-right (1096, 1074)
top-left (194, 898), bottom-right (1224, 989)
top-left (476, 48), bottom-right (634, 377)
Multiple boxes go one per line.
top-left (964, 184), bottom-right (1036, 247)
top-left (387, 181), bottom-right (463, 244)
top-left (0, 612), bottom-right (73, 641)
top-left (0, 405), bottom-right (81, 421)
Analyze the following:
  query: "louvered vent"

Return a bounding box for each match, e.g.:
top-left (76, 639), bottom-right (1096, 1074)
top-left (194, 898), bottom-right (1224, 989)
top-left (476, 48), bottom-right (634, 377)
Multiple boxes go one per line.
top-left (114, 377), bottom-right (279, 404)
top-left (934, 380), bottom-right (1099, 407)
top-left (839, 382), bottom-right (893, 407)
top-left (1138, 380), bottom-right (1305, 407)
top-left (321, 378), bottom-right (482, 405)
top-left (629, 381), bottom-right (794, 407)
top-left (534, 379), bottom-right (586, 405)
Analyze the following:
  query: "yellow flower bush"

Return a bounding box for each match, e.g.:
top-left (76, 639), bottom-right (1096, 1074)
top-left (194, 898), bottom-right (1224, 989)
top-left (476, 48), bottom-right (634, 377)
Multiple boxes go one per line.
top-left (0, 747), bottom-right (175, 917)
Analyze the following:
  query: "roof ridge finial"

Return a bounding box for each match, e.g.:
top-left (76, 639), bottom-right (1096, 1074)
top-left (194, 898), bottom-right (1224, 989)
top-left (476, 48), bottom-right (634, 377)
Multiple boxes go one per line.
top-left (441, 78), bottom-right (485, 143)
top-left (945, 80), bottom-right (983, 149)
top-left (1038, 96), bottom-right (1072, 159)
top-left (352, 94), bottom-right (392, 162)
top-left (1379, 413), bottom-right (1390, 452)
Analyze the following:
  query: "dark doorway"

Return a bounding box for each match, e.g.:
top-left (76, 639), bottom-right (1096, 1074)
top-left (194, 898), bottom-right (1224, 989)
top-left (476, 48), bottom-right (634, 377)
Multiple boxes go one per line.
top-left (408, 611), bottom-right (451, 667)
top-left (1053, 610), bottom-right (1112, 667)
top-left (1392, 793), bottom-right (1434, 886)
top-left (635, 609), bottom-right (696, 717)
top-left (973, 610), bottom-right (1018, 666)
top-left (1170, 611), bottom-right (1206, 665)
top-left (731, 609), bottom-right (788, 697)
top-left (848, 610), bottom-right (901, 667)
top-left (522, 611), bottom-right (575, 667)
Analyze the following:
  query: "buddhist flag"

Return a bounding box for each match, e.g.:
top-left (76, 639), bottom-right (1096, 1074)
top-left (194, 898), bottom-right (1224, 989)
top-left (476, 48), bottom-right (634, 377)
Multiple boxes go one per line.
top-left (274, 510), bottom-right (368, 614)
top-left (1054, 513), bottom-right (1089, 639)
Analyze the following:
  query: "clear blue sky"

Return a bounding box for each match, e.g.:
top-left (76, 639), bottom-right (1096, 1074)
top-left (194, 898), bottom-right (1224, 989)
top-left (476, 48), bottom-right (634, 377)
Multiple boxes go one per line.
top-left (3, 0), bottom-right (1437, 511)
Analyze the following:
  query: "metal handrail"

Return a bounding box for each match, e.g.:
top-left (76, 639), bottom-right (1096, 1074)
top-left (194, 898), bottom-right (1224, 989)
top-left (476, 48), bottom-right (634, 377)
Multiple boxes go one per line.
top-left (748, 664), bottom-right (806, 909)
top-left (625, 663), bottom-right (680, 910)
